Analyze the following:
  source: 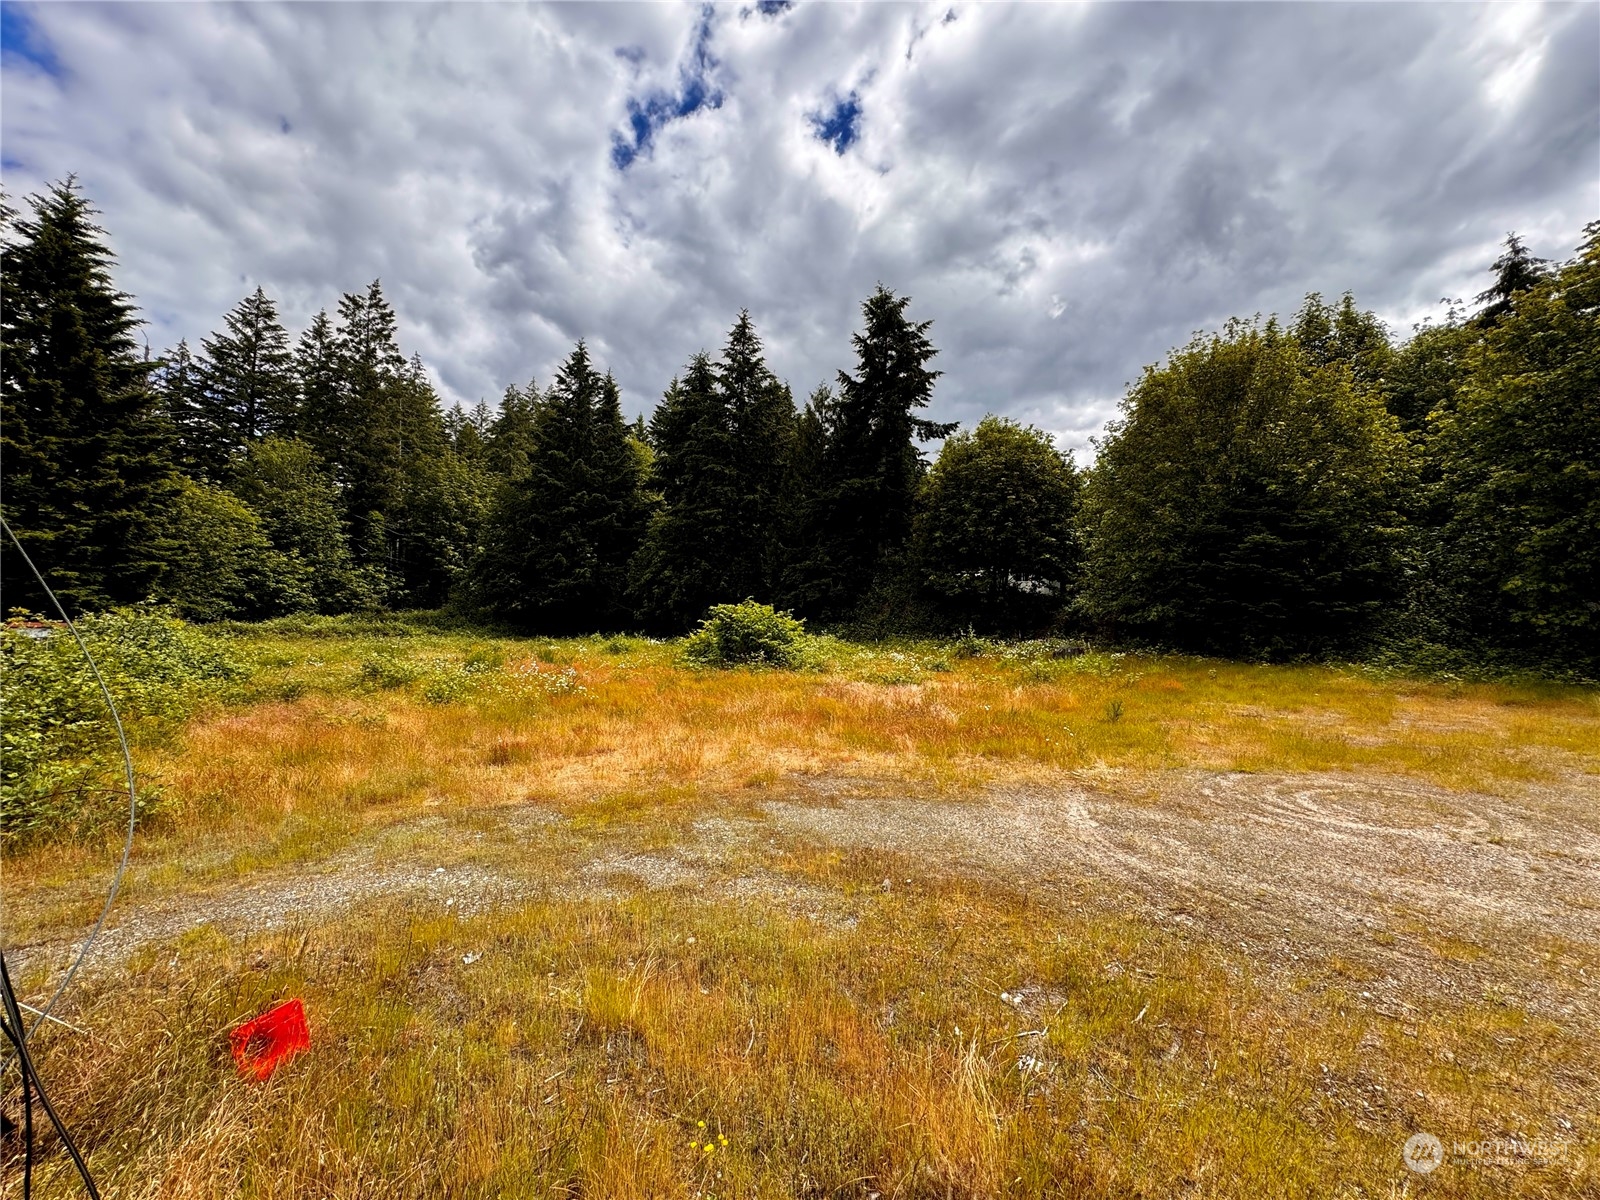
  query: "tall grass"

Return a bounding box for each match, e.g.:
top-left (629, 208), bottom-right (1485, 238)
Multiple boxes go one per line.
top-left (23, 866), bottom-right (1594, 1197)
top-left (119, 626), bottom-right (1598, 863)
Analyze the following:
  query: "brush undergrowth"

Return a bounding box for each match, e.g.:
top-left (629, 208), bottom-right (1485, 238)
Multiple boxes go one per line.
top-left (0, 608), bottom-right (247, 843)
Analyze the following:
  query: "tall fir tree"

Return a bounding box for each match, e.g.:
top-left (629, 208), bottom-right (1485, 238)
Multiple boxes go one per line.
top-left (485, 382), bottom-right (540, 481)
top-left (779, 385), bottom-right (833, 583)
top-left (717, 311), bottom-right (796, 599)
top-left (378, 353), bottom-right (459, 603)
top-left (0, 179), bottom-right (175, 612)
top-left (293, 282), bottom-right (424, 582)
top-left (330, 280), bottom-right (407, 565)
top-left (445, 400), bottom-right (495, 464)
top-left (295, 308), bottom-right (342, 457)
top-left (629, 353), bottom-right (740, 628)
top-left (154, 337), bottom-right (210, 475)
top-left (789, 286), bottom-right (952, 618)
top-left (471, 342), bottom-right (647, 628)
top-left (188, 285), bottom-right (299, 475)
top-left (1473, 232), bottom-right (1552, 328)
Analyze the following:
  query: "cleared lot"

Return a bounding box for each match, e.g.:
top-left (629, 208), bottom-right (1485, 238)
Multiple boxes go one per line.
top-left (5, 629), bottom-right (1597, 1197)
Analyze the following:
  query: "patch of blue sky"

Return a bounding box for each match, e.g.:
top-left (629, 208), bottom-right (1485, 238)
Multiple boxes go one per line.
top-left (810, 92), bottom-right (861, 155)
top-left (1, 3), bottom-right (62, 78)
top-left (611, 5), bottom-right (722, 170)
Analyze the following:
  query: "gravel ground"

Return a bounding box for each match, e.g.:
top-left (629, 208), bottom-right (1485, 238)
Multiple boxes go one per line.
top-left (768, 769), bottom-right (1600, 1024)
top-left (14, 767), bottom-right (1599, 1030)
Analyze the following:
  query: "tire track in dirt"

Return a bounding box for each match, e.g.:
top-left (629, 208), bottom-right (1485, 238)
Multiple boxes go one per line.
top-left (14, 769), bottom-right (1599, 1027)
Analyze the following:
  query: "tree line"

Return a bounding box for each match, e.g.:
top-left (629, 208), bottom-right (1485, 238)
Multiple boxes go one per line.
top-left (2, 179), bottom-right (1595, 674)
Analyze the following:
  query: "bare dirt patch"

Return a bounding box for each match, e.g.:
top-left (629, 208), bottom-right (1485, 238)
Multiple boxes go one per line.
top-left (767, 769), bottom-right (1600, 1024)
top-left (16, 768), bottom-right (1599, 1030)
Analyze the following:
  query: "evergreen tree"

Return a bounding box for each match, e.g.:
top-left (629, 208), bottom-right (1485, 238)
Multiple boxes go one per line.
top-left (1076, 319), bottom-right (1413, 658)
top-left (486, 382), bottom-right (539, 480)
top-left (295, 308), bottom-right (341, 455)
top-left (192, 285), bottom-right (298, 470)
top-left (446, 400), bottom-right (495, 464)
top-left (292, 282), bottom-right (453, 595)
top-left (789, 287), bottom-right (952, 618)
top-left (154, 337), bottom-right (211, 475)
top-left (471, 343), bottom-right (647, 628)
top-left (328, 281), bottom-right (408, 564)
top-left (717, 311), bottom-right (796, 598)
top-left (0, 179), bottom-right (174, 612)
top-left (913, 417), bottom-right (1081, 631)
top-left (380, 354), bottom-right (460, 604)
top-left (629, 354), bottom-right (740, 628)
top-left (1473, 232), bottom-right (1552, 327)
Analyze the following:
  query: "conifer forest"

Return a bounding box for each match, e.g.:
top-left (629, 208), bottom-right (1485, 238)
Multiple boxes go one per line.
top-left (4, 180), bottom-right (1595, 676)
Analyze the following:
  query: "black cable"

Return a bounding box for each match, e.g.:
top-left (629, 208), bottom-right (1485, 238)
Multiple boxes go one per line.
top-left (0, 998), bottom-right (34, 1196)
top-left (0, 996), bottom-right (33, 1196)
top-left (1, 952), bottom-right (99, 1197)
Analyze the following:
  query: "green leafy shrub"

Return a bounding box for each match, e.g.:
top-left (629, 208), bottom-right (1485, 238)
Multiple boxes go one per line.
top-left (421, 669), bottom-right (473, 704)
top-left (463, 643), bottom-right (506, 672)
top-left (420, 649), bottom-right (505, 704)
top-left (150, 478), bottom-right (300, 621)
top-left (682, 601), bottom-right (809, 669)
top-left (359, 653), bottom-right (426, 689)
top-left (1, 608), bottom-right (248, 843)
top-left (953, 627), bottom-right (990, 659)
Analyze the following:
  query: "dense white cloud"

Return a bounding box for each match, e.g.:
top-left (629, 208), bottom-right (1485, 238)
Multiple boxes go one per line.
top-left (3, 1), bottom-right (1595, 457)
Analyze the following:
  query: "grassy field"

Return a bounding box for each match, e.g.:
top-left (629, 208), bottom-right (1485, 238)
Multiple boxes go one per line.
top-left (4, 618), bottom-right (1598, 1198)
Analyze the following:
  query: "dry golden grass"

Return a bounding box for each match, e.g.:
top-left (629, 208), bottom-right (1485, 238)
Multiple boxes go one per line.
top-left (114, 632), bottom-right (1600, 858)
top-left (4, 625), bottom-right (1597, 1197)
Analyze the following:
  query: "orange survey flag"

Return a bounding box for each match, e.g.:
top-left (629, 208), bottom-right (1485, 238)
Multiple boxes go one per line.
top-left (230, 998), bottom-right (310, 1080)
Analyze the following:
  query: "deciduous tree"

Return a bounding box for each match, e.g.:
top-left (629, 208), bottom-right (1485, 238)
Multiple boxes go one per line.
top-left (914, 417), bottom-right (1081, 630)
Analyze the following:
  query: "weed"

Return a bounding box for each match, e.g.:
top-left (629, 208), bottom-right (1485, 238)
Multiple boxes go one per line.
top-left (464, 643), bottom-right (506, 672)
top-left (953, 627), bottom-right (989, 659)
top-left (360, 653), bottom-right (424, 690)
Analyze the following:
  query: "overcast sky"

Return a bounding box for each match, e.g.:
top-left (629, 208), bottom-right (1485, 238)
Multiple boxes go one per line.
top-left (3, 1), bottom-right (1596, 456)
